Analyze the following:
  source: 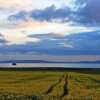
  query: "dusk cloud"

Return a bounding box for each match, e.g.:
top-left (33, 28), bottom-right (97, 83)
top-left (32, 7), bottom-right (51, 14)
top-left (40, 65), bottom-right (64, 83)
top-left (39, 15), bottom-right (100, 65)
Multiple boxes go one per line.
top-left (8, 0), bottom-right (100, 26)
top-left (0, 0), bottom-right (100, 57)
top-left (71, 0), bottom-right (100, 26)
top-left (1, 31), bottom-right (100, 55)
top-left (30, 5), bottom-right (70, 22)
top-left (8, 5), bottom-right (70, 23)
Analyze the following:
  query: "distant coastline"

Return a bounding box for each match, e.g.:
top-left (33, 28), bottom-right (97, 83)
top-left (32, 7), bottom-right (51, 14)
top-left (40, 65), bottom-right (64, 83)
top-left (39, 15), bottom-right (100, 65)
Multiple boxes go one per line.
top-left (0, 60), bottom-right (100, 64)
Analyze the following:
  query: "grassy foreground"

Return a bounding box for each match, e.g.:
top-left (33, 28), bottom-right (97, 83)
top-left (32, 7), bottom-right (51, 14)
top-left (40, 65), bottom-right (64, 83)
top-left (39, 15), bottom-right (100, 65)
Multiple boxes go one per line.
top-left (0, 68), bottom-right (100, 100)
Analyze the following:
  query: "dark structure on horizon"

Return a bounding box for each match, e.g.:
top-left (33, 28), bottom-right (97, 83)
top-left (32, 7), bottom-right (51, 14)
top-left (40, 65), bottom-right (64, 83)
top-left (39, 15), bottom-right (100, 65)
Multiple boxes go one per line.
top-left (12, 62), bottom-right (17, 66)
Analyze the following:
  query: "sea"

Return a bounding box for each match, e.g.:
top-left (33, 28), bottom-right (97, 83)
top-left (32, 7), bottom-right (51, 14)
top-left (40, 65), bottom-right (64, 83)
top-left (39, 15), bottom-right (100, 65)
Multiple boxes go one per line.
top-left (0, 63), bottom-right (100, 68)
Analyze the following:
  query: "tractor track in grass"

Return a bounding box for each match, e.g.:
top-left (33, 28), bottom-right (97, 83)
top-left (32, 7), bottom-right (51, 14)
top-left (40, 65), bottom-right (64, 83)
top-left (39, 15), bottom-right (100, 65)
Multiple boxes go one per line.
top-left (45, 74), bottom-right (69, 99)
top-left (60, 75), bottom-right (69, 98)
top-left (45, 75), bottom-right (64, 94)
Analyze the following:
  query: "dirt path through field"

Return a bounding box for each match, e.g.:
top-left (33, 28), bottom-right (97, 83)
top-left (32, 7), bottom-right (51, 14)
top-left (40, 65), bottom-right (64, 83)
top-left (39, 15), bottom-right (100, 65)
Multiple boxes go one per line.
top-left (60, 75), bottom-right (68, 98)
top-left (44, 74), bottom-right (69, 99)
top-left (45, 76), bottom-right (63, 94)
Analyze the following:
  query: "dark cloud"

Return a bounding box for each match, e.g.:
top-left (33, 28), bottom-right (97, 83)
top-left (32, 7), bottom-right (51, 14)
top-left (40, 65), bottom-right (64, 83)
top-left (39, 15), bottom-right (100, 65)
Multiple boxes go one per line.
top-left (2, 31), bottom-right (98, 55)
top-left (31, 5), bottom-right (70, 22)
top-left (0, 31), bottom-right (100, 55)
top-left (72, 0), bottom-right (100, 25)
top-left (8, 0), bottom-right (100, 26)
top-left (8, 5), bottom-right (70, 23)
top-left (28, 31), bottom-right (100, 50)
top-left (67, 31), bottom-right (100, 50)
top-left (26, 30), bottom-right (100, 55)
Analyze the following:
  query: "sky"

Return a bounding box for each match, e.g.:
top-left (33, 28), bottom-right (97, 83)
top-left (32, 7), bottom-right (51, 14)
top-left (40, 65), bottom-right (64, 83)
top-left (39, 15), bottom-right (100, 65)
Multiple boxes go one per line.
top-left (0, 0), bottom-right (100, 61)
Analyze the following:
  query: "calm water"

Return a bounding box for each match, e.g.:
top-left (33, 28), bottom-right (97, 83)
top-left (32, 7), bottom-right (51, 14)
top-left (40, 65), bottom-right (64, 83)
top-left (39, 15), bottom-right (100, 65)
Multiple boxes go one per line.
top-left (0, 63), bottom-right (100, 68)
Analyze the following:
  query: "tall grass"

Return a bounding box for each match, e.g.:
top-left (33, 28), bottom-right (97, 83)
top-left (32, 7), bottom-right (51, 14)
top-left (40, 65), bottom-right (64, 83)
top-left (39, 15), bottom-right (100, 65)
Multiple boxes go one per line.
top-left (0, 70), bottom-right (99, 100)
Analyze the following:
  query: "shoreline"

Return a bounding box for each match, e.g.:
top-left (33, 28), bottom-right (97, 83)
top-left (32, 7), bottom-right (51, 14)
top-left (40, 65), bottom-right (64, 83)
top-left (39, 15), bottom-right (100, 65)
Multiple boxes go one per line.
top-left (0, 67), bottom-right (100, 71)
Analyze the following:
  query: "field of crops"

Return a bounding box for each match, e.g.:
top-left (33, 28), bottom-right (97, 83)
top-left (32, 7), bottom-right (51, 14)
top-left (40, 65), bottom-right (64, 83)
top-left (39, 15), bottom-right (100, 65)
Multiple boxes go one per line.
top-left (0, 69), bottom-right (100, 100)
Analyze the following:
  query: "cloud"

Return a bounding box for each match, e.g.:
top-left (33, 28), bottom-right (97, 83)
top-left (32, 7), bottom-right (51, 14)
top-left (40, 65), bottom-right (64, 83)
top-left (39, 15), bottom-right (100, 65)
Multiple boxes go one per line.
top-left (30, 5), bottom-right (70, 22)
top-left (0, 0), bottom-right (100, 59)
top-left (32, 0), bottom-right (100, 26)
top-left (8, 11), bottom-right (28, 23)
top-left (0, 0), bottom-right (70, 11)
top-left (0, 0), bottom-right (36, 11)
top-left (0, 33), bottom-right (3, 37)
top-left (0, 31), bottom-right (40, 45)
top-left (5, 14), bottom-right (94, 37)
top-left (71, 0), bottom-right (100, 25)
top-left (8, 0), bottom-right (100, 26)
top-left (0, 38), bottom-right (7, 44)
top-left (0, 33), bottom-right (8, 44)
top-left (57, 42), bottom-right (73, 48)
top-left (67, 30), bottom-right (100, 50)
top-left (27, 31), bottom-right (100, 52)
top-left (8, 5), bottom-right (70, 23)
top-left (1, 0), bottom-right (100, 26)
top-left (0, 30), bottom-right (100, 55)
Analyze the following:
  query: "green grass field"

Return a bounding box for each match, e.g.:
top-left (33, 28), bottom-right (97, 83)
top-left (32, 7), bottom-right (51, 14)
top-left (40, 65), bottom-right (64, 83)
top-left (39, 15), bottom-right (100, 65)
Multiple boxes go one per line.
top-left (0, 69), bottom-right (100, 100)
